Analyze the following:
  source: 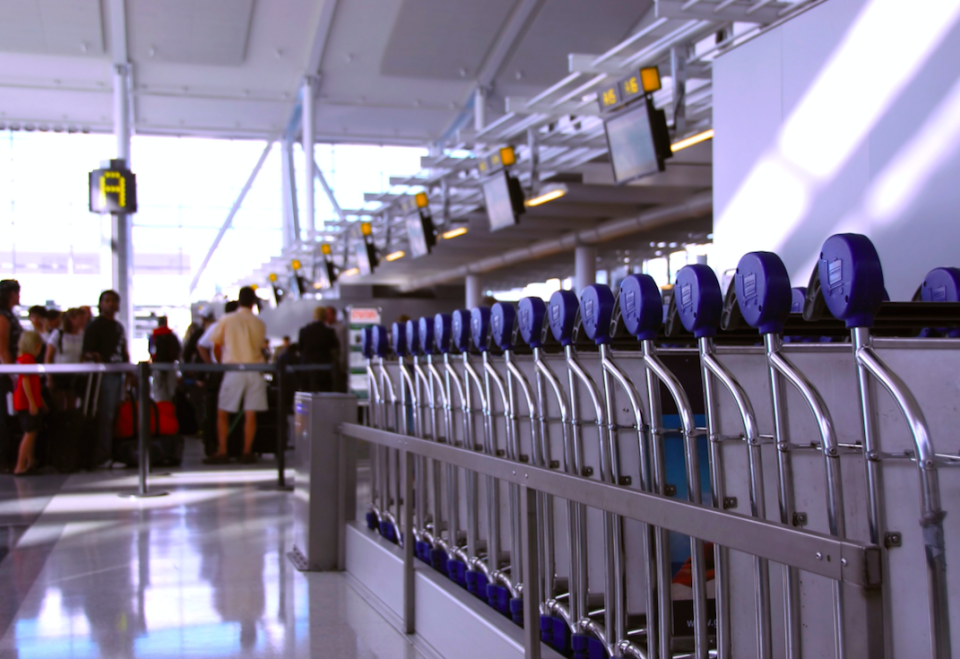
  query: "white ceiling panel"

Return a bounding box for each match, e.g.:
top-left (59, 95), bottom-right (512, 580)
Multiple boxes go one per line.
top-left (134, 93), bottom-right (289, 136)
top-left (0, 85), bottom-right (111, 127)
top-left (128, 0), bottom-right (255, 66)
top-left (380, 0), bottom-right (517, 81)
top-left (499, 0), bottom-right (649, 87)
top-left (315, 102), bottom-right (452, 142)
top-left (0, 0), bottom-right (104, 56)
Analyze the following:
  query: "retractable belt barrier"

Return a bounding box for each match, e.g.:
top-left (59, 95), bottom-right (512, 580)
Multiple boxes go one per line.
top-left (0, 361), bottom-right (332, 496)
top-left (340, 233), bottom-right (960, 659)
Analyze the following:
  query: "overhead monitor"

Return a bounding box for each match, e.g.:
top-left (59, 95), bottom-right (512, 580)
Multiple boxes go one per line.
top-left (356, 240), bottom-right (377, 276)
top-left (603, 98), bottom-right (672, 184)
top-left (482, 170), bottom-right (525, 232)
top-left (406, 209), bottom-right (436, 258)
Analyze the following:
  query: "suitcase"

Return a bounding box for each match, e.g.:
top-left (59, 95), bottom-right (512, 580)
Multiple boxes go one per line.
top-left (113, 390), bottom-right (184, 468)
top-left (44, 374), bottom-right (100, 473)
top-left (174, 386), bottom-right (199, 436)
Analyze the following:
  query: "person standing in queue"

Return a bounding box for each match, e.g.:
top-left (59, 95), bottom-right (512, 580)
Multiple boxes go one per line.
top-left (149, 316), bottom-right (181, 402)
top-left (0, 280), bottom-right (24, 469)
top-left (13, 331), bottom-right (45, 475)
top-left (298, 306), bottom-right (338, 393)
top-left (82, 290), bottom-right (129, 466)
top-left (205, 287), bottom-right (266, 465)
top-left (45, 308), bottom-right (85, 411)
top-left (325, 307), bottom-right (349, 392)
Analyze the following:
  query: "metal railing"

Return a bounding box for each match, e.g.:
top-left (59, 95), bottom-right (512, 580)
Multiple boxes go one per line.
top-left (0, 360), bottom-right (333, 495)
top-left (335, 422), bottom-right (881, 659)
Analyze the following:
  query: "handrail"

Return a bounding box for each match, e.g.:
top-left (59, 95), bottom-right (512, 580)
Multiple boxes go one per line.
top-left (338, 422), bottom-right (881, 588)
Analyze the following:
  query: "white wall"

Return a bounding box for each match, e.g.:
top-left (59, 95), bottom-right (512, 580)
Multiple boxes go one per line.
top-left (713, 0), bottom-right (960, 299)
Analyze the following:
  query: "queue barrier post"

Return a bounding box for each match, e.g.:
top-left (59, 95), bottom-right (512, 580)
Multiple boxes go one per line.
top-left (273, 362), bottom-right (292, 491)
top-left (120, 361), bottom-right (167, 499)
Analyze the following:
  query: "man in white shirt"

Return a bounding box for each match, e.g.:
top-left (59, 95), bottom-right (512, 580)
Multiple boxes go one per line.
top-left (204, 288), bottom-right (266, 465)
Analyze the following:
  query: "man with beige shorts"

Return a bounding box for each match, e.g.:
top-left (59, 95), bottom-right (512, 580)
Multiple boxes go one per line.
top-left (204, 286), bottom-right (266, 465)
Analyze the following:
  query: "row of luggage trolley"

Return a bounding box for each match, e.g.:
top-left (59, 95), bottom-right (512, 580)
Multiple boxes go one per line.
top-left (352, 233), bottom-right (960, 659)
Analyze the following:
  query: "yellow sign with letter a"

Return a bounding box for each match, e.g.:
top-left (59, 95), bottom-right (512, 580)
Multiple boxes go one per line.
top-left (89, 164), bottom-right (137, 214)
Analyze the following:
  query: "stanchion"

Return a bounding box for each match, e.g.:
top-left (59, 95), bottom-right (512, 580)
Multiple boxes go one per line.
top-left (262, 362), bottom-right (293, 491)
top-left (120, 361), bottom-right (168, 498)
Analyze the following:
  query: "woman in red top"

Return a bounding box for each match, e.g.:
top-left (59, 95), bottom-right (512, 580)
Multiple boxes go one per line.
top-left (14, 331), bottom-right (45, 475)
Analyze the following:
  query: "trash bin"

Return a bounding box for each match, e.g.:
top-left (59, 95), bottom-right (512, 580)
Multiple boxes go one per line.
top-left (289, 392), bottom-right (357, 571)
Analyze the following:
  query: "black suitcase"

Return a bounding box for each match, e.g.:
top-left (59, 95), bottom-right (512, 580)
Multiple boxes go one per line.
top-left (45, 374), bottom-right (100, 473)
top-left (173, 386), bottom-right (199, 436)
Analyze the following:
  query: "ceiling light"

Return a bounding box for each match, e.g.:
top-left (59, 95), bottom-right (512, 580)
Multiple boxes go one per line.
top-left (526, 183), bottom-right (568, 207)
top-left (442, 227), bottom-right (468, 239)
top-left (385, 250), bottom-right (405, 262)
top-left (671, 129), bottom-right (714, 153)
top-left (342, 267), bottom-right (359, 277)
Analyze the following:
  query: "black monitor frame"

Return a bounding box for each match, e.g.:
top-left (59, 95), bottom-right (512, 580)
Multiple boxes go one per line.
top-left (406, 208), bottom-right (436, 258)
top-left (603, 96), bottom-right (673, 185)
top-left (482, 169), bottom-right (526, 232)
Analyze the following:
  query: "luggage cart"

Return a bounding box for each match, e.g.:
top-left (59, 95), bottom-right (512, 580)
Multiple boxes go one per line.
top-left (547, 289), bottom-right (619, 659)
top-left (451, 308), bottom-right (496, 602)
top-left (429, 314), bottom-right (474, 587)
top-left (613, 275), bottom-right (712, 659)
top-left (819, 234), bottom-right (951, 659)
top-left (471, 305), bottom-right (521, 618)
top-left (674, 264), bottom-right (773, 659)
top-left (518, 296), bottom-right (579, 655)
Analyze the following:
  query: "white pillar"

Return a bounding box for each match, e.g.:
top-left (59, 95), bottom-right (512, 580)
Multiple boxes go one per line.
top-left (465, 274), bottom-right (482, 309)
top-left (302, 76), bottom-right (317, 238)
top-left (112, 62), bottom-right (133, 348)
top-left (474, 87), bottom-right (486, 133)
top-left (575, 246), bottom-right (597, 295)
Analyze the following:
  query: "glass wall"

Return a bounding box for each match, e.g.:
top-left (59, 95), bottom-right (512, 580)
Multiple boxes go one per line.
top-left (0, 131), bottom-right (425, 310)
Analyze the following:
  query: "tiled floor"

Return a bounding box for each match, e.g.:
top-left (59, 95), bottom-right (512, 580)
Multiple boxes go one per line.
top-left (0, 443), bottom-right (429, 659)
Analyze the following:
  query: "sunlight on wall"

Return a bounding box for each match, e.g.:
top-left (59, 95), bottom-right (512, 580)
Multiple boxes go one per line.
top-left (715, 0), bottom-right (960, 283)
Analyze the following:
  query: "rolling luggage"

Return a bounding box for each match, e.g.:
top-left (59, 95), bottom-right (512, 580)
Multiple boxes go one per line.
top-left (113, 389), bottom-right (184, 468)
top-left (174, 386), bottom-right (199, 436)
top-left (44, 374), bottom-right (100, 473)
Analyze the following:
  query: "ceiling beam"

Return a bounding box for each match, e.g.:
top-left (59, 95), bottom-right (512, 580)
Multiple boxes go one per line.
top-left (655, 0), bottom-right (786, 24)
top-left (305, 0), bottom-right (340, 76)
top-left (478, 0), bottom-right (545, 87)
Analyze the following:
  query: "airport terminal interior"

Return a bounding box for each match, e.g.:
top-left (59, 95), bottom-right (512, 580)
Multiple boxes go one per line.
top-left (2, 0), bottom-right (960, 657)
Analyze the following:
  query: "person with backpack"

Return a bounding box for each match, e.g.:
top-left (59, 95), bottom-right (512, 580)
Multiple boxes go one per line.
top-left (149, 316), bottom-right (181, 402)
top-left (45, 308), bottom-right (84, 411)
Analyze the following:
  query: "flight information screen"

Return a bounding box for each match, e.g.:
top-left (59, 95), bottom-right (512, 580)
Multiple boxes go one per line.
top-left (482, 170), bottom-right (519, 232)
top-left (407, 215), bottom-right (430, 258)
top-left (356, 241), bottom-right (373, 275)
top-left (604, 102), bottom-right (662, 183)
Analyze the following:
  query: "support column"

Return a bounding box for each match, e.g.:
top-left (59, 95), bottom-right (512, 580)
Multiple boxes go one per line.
top-left (302, 76), bottom-right (317, 238)
top-left (281, 139), bottom-right (300, 248)
top-left (474, 87), bottom-right (487, 133)
top-left (671, 46), bottom-right (687, 136)
top-left (574, 246), bottom-right (597, 295)
top-left (113, 62), bottom-right (134, 348)
top-left (465, 274), bottom-right (482, 310)
top-left (527, 127), bottom-right (540, 197)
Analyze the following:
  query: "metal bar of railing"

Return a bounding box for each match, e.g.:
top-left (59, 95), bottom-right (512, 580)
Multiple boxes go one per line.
top-left (338, 422), bottom-right (880, 588)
